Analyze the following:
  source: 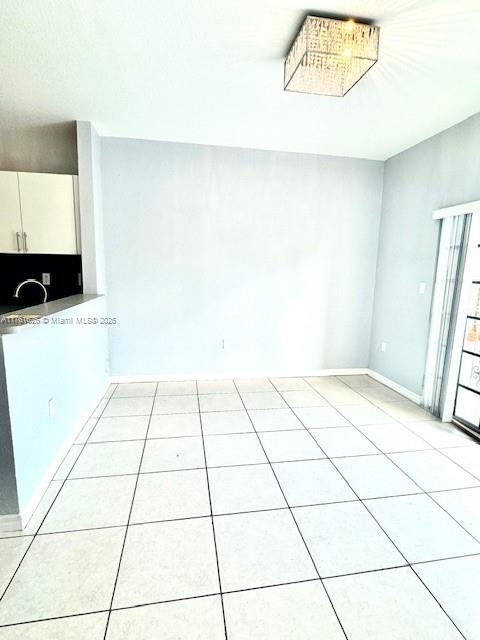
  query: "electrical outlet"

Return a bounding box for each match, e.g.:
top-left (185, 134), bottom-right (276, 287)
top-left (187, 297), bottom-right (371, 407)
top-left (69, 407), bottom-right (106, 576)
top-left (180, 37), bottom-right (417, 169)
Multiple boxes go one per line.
top-left (418, 282), bottom-right (426, 295)
top-left (48, 398), bottom-right (55, 417)
top-left (380, 342), bottom-right (387, 353)
top-left (42, 272), bottom-right (51, 285)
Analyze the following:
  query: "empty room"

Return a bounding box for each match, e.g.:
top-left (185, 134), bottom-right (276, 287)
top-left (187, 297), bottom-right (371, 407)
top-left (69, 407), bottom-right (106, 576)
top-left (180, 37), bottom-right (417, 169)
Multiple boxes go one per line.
top-left (1, 1), bottom-right (480, 638)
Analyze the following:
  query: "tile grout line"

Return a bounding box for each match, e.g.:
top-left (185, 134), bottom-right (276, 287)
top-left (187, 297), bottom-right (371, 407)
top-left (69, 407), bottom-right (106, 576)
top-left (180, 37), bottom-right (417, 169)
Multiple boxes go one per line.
top-left (399, 424), bottom-right (480, 482)
top-left (322, 386), bottom-right (480, 547)
top-left (299, 376), bottom-right (473, 640)
top-left (335, 377), bottom-right (480, 481)
top-left (318, 383), bottom-right (474, 638)
top-left (0, 385), bottom-right (119, 606)
top-left (0, 576), bottom-right (330, 630)
top-left (0, 609), bottom-right (111, 630)
top-left (108, 378), bottom-right (480, 554)
top-left (379, 449), bottom-right (480, 546)
top-left (435, 445), bottom-right (480, 482)
top-left (6, 479), bottom-right (480, 542)
top-left (102, 381), bottom-right (158, 640)
top-left (3, 548), bottom-right (480, 632)
top-left (325, 379), bottom-right (480, 626)
top-left (76, 428), bottom-right (469, 448)
top-left (112, 384), bottom-right (326, 401)
top-left (3, 452), bottom-right (478, 537)
top-left (369, 399), bottom-right (480, 482)
top-left (232, 379), bottom-right (351, 640)
top-left (271, 380), bottom-right (420, 568)
top-left (7, 486), bottom-right (480, 539)
top-left (303, 376), bottom-right (480, 545)
top-left (195, 381), bottom-right (228, 640)
top-left (1, 377), bottom-right (478, 632)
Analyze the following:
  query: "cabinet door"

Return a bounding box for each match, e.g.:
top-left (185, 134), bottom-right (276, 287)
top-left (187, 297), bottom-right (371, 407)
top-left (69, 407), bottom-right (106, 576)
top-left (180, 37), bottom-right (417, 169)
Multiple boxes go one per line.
top-left (0, 171), bottom-right (23, 253)
top-left (18, 172), bottom-right (77, 254)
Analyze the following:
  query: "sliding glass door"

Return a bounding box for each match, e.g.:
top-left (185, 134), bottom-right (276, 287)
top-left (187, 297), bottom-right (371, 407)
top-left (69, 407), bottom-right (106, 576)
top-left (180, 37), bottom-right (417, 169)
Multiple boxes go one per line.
top-left (453, 247), bottom-right (480, 435)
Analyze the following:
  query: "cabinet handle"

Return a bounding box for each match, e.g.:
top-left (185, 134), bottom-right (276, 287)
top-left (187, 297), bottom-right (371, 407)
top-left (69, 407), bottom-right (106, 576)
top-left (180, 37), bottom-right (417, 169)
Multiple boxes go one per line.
top-left (16, 232), bottom-right (21, 252)
top-left (23, 232), bottom-right (28, 252)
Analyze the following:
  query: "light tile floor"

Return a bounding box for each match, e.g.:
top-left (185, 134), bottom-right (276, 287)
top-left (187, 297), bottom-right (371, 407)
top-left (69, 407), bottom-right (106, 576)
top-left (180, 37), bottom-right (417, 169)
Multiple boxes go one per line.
top-left (0, 375), bottom-right (479, 639)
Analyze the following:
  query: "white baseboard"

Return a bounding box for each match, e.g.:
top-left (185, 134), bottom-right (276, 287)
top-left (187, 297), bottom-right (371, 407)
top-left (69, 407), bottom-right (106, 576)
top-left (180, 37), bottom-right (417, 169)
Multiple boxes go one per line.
top-left (0, 382), bottom-right (111, 535)
top-left (366, 369), bottom-right (423, 405)
top-left (110, 368), bottom-right (369, 383)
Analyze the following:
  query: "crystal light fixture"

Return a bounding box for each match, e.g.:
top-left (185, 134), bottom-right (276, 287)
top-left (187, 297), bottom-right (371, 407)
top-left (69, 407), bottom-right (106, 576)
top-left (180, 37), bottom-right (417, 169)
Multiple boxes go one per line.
top-left (284, 16), bottom-right (379, 97)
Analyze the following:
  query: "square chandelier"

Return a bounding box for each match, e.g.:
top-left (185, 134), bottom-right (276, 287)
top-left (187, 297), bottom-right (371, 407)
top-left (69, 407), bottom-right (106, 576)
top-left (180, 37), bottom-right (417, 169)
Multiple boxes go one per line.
top-left (284, 16), bottom-right (379, 97)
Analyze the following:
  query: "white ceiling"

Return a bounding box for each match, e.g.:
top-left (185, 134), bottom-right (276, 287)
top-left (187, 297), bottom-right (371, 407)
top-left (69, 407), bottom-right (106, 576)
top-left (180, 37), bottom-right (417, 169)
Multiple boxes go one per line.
top-left (2, 0), bottom-right (480, 160)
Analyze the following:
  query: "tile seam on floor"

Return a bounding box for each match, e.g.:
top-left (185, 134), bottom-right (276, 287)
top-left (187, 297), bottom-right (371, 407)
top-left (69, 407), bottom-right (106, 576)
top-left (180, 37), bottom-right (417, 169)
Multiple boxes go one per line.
top-left (17, 486), bottom-right (480, 536)
top-left (0, 387), bottom-right (118, 607)
top-left (433, 445), bottom-right (480, 483)
top-left (14, 472), bottom-right (480, 515)
top-left (3, 463), bottom-right (477, 536)
top-left (300, 376), bottom-right (474, 640)
top-left (195, 380), bottom-right (228, 640)
top-left (351, 388), bottom-right (480, 470)
top-left (355, 426), bottom-right (480, 547)
top-left (98, 381), bottom-right (480, 549)
top-left (84, 427), bottom-right (308, 444)
top-left (102, 381), bottom-right (159, 640)
top-left (74, 415), bottom-right (100, 445)
top-left (410, 550), bottom-right (480, 568)
top-left (385, 452), bottom-right (480, 492)
top-left (234, 378), bottom-right (350, 640)
top-left (281, 381), bottom-right (422, 579)
top-left (408, 560), bottom-right (473, 640)
top-left (0, 576), bottom-right (329, 629)
top-left (67, 440), bottom-right (443, 459)
top-left (112, 389), bottom-right (303, 400)
top-left (81, 431), bottom-right (428, 443)
top-left (3, 549), bottom-right (480, 631)
top-left (0, 608), bottom-right (111, 630)
top-left (303, 377), bottom-right (480, 547)
top-left (2, 377), bottom-right (477, 632)
top-left (383, 402), bottom-right (480, 481)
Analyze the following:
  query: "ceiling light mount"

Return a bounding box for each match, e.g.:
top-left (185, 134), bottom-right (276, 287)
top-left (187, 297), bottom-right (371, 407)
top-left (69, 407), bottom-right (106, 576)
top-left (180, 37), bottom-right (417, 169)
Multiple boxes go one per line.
top-left (284, 16), bottom-right (379, 97)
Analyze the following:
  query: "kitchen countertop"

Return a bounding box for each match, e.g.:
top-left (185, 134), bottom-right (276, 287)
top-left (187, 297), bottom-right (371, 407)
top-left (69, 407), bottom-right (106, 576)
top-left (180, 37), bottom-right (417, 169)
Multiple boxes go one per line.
top-left (0, 305), bottom-right (25, 315)
top-left (0, 294), bottom-right (103, 334)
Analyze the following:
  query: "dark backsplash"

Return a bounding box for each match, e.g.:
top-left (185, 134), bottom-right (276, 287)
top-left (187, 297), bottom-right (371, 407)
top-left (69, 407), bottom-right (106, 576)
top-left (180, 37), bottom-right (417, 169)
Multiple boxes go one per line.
top-left (0, 254), bottom-right (82, 307)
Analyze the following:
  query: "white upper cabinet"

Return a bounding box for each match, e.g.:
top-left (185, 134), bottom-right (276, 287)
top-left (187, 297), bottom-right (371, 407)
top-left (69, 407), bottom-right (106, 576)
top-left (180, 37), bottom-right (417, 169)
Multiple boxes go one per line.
top-left (17, 172), bottom-right (78, 255)
top-left (0, 171), bottom-right (23, 253)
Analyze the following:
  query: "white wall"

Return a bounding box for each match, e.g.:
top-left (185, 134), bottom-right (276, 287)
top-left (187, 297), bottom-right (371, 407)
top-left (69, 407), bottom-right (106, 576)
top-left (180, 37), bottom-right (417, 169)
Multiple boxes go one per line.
top-left (2, 296), bottom-right (109, 518)
top-left (101, 138), bottom-right (384, 377)
top-left (369, 112), bottom-right (480, 395)
top-left (77, 121), bottom-right (106, 294)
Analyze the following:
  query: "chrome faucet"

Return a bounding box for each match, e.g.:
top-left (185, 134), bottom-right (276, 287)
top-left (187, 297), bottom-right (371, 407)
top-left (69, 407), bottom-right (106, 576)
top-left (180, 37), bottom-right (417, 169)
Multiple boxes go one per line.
top-left (13, 279), bottom-right (48, 303)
